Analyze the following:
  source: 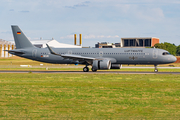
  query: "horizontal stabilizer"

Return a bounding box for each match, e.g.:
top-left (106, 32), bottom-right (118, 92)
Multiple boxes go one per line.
top-left (4, 50), bottom-right (24, 54)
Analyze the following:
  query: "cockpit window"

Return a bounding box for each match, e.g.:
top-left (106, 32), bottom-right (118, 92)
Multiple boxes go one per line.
top-left (162, 52), bottom-right (171, 55)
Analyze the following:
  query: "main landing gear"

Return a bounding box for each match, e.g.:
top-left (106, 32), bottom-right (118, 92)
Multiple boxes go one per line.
top-left (91, 67), bottom-right (97, 72)
top-left (83, 65), bottom-right (97, 72)
top-left (154, 64), bottom-right (158, 72)
top-left (83, 66), bottom-right (89, 72)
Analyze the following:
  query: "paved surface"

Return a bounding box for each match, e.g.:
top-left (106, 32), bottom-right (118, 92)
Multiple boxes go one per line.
top-left (122, 67), bottom-right (180, 69)
top-left (0, 70), bottom-right (180, 74)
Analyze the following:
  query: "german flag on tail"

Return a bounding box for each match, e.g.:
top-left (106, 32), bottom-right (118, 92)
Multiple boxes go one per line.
top-left (17, 31), bottom-right (21, 35)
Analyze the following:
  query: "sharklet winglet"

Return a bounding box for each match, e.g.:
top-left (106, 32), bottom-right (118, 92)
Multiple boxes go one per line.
top-left (46, 44), bottom-right (62, 56)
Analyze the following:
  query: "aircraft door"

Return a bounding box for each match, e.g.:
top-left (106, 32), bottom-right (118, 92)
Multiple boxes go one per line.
top-left (99, 51), bottom-right (103, 57)
top-left (68, 50), bottom-right (72, 54)
top-left (153, 50), bottom-right (158, 59)
top-left (32, 49), bottom-right (37, 58)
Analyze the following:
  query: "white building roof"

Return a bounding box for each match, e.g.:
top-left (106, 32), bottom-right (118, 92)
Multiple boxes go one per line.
top-left (9, 39), bottom-right (82, 48)
top-left (42, 40), bottom-right (82, 48)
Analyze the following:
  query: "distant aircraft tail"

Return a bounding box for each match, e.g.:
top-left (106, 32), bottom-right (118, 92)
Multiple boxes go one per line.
top-left (11, 25), bottom-right (35, 49)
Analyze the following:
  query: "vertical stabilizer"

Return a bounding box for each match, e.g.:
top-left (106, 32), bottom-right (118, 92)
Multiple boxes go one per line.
top-left (11, 25), bottom-right (35, 49)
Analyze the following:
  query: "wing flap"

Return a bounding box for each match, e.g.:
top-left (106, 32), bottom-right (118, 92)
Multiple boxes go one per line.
top-left (61, 54), bottom-right (95, 60)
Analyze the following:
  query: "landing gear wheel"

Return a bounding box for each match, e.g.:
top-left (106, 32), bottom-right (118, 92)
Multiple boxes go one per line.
top-left (92, 67), bottom-right (97, 72)
top-left (154, 64), bottom-right (158, 72)
top-left (83, 67), bottom-right (89, 72)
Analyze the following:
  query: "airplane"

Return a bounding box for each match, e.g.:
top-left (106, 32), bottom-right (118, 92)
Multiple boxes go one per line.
top-left (6, 25), bottom-right (177, 72)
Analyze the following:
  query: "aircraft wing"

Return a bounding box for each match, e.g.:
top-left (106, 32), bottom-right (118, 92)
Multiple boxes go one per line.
top-left (46, 44), bottom-right (100, 64)
top-left (61, 54), bottom-right (96, 60)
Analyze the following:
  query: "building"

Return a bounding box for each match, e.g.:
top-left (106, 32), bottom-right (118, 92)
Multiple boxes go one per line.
top-left (95, 42), bottom-right (117, 48)
top-left (95, 37), bottom-right (159, 48)
top-left (121, 37), bottom-right (159, 47)
top-left (0, 39), bottom-right (15, 57)
top-left (114, 43), bottom-right (121, 47)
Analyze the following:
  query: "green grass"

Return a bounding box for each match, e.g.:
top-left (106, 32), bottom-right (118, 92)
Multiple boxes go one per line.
top-left (0, 74), bottom-right (180, 119)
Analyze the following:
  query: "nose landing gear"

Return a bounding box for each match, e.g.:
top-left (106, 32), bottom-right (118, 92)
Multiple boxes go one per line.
top-left (154, 64), bottom-right (158, 72)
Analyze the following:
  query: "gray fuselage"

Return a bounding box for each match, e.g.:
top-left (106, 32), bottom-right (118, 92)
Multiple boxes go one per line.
top-left (15, 47), bottom-right (177, 65)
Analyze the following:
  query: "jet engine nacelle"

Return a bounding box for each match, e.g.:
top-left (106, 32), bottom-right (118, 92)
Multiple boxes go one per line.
top-left (111, 64), bottom-right (122, 69)
top-left (92, 59), bottom-right (111, 70)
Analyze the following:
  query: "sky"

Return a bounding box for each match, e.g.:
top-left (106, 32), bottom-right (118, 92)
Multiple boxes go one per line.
top-left (0, 0), bottom-right (180, 47)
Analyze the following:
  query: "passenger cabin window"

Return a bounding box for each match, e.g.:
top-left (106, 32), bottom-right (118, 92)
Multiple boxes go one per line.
top-left (162, 52), bottom-right (171, 55)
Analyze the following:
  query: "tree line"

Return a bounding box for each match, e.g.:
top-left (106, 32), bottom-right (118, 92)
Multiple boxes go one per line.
top-left (154, 42), bottom-right (180, 56)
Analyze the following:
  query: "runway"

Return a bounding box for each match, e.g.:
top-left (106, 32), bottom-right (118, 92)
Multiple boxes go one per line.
top-left (0, 70), bottom-right (180, 74)
top-left (122, 66), bottom-right (180, 69)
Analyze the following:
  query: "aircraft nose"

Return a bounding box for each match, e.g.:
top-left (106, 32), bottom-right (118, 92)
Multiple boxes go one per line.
top-left (172, 56), bottom-right (177, 63)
